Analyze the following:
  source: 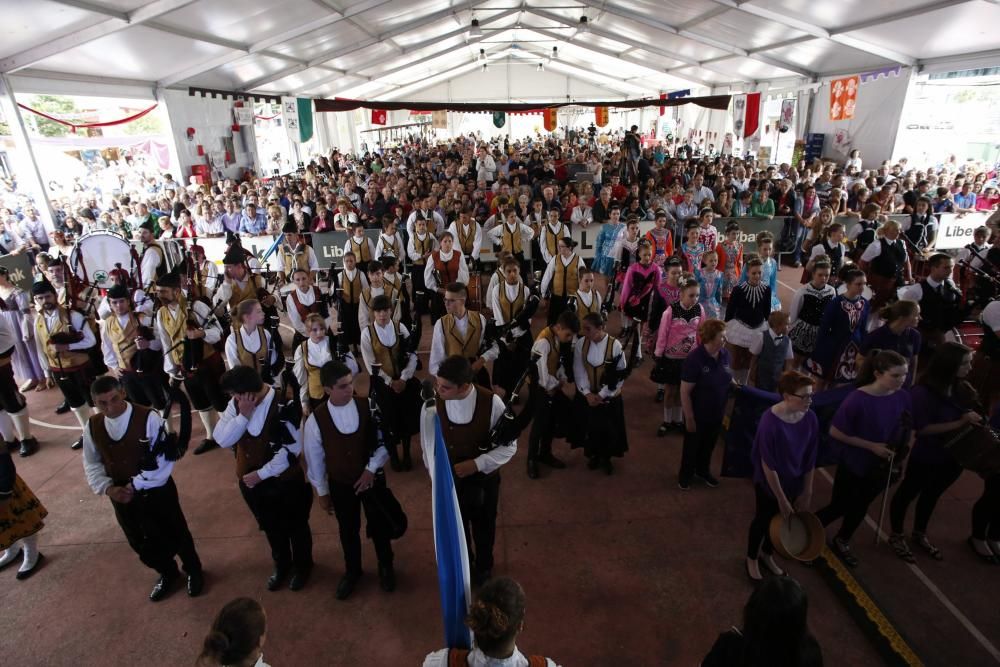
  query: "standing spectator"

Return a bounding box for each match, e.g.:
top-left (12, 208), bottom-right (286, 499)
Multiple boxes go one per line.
top-left (679, 319), bottom-right (732, 490)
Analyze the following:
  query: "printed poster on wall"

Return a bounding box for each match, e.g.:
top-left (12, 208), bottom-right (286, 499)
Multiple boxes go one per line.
top-left (829, 76), bottom-right (859, 121)
top-left (281, 96), bottom-right (299, 142)
top-left (432, 110), bottom-right (448, 129)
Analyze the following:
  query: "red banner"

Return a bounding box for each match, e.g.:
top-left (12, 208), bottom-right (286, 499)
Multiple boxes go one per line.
top-left (371, 109), bottom-right (387, 125)
top-left (594, 106), bottom-right (609, 127)
top-left (829, 76), bottom-right (858, 121)
top-left (543, 108), bottom-right (557, 132)
top-left (659, 93), bottom-right (666, 116)
top-left (743, 92), bottom-right (761, 139)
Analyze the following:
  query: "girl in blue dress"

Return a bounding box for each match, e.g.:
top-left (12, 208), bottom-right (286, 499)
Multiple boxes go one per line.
top-left (697, 249), bottom-right (723, 320)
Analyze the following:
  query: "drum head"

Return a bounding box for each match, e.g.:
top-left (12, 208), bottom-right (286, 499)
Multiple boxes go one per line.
top-left (769, 511), bottom-right (824, 561)
top-left (70, 231), bottom-right (133, 288)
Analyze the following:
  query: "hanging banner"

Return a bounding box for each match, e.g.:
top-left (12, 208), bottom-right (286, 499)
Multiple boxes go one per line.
top-left (722, 132), bottom-right (733, 156)
top-left (371, 109), bottom-right (387, 125)
top-left (829, 75), bottom-right (859, 121)
top-left (659, 93), bottom-right (666, 116)
top-left (743, 92), bottom-right (761, 139)
top-left (281, 97), bottom-right (300, 143)
top-left (543, 108), bottom-right (557, 132)
top-left (594, 106), bottom-right (609, 127)
top-left (780, 98), bottom-right (795, 131)
top-left (432, 110), bottom-right (448, 129)
top-left (492, 111), bottom-right (506, 128)
top-left (297, 98), bottom-right (313, 143)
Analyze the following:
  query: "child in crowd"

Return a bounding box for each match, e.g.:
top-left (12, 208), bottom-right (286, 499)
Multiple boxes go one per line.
top-left (612, 216), bottom-right (644, 273)
top-left (726, 256), bottom-right (773, 384)
top-left (805, 222), bottom-right (846, 285)
top-left (645, 209), bottom-right (674, 269)
top-left (696, 208), bottom-right (718, 252)
top-left (788, 256), bottom-right (836, 371)
top-left (697, 249), bottom-right (723, 320)
top-left (717, 221), bottom-right (744, 301)
top-left (619, 241), bottom-right (661, 363)
top-left (740, 232), bottom-right (780, 312)
top-left (747, 311), bottom-right (794, 392)
top-left (652, 275), bottom-right (705, 435)
top-left (680, 221), bottom-right (706, 275)
top-left (847, 202), bottom-right (881, 261)
top-left (647, 256), bottom-right (685, 367)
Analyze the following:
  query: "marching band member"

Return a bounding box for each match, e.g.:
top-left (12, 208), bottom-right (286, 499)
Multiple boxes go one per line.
top-left (294, 313), bottom-right (359, 416)
top-left (859, 219), bottom-right (911, 311)
top-left (487, 207), bottom-right (535, 275)
top-left (285, 267), bottom-right (331, 349)
top-left (540, 237), bottom-right (587, 326)
top-left (572, 313), bottom-right (628, 475)
top-left (337, 251), bottom-right (369, 351)
top-left (447, 208), bottom-right (483, 267)
top-left (956, 225), bottom-right (993, 311)
top-left (154, 266), bottom-right (226, 455)
top-left (406, 195), bottom-right (443, 237)
top-left (847, 203), bottom-right (881, 261)
top-left (137, 220), bottom-right (166, 289)
top-left (526, 310), bottom-right (579, 479)
top-left (101, 283), bottom-right (167, 413)
top-left (187, 243), bottom-right (219, 303)
top-left (429, 282), bottom-right (498, 388)
top-left (303, 360), bottom-right (398, 599)
top-left (380, 256), bottom-right (413, 333)
top-left (32, 278), bottom-right (96, 450)
top-left (431, 355), bottom-right (516, 586)
top-left (571, 267), bottom-right (602, 322)
top-left (214, 244), bottom-right (267, 315)
top-left (898, 253), bottom-right (963, 359)
top-left (374, 217), bottom-right (405, 261)
top-left (407, 217), bottom-right (436, 319)
top-left (425, 231), bottom-right (469, 323)
top-left (83, 376), bottom-right (203, 601)
top-left (276, 222), bottom-right (319, 284)
top-left (488, 257), bottom-right (534, 399)
top-left (214, 367), bottom-right (314, 592)
top-left (224, 299), bottom-right (281, 385)
top-left (537, 208), bottom-right (571, 267)
top-left (344, 221), bottom-right (375, 265)
top-left (359, 261), bottom-right (401, 329)
top-left (359, 295), bottom-right (420, 471)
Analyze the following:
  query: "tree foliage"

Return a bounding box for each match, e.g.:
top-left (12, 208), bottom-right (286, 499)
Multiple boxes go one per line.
top-left (27, 95), bottom-right (76, 137)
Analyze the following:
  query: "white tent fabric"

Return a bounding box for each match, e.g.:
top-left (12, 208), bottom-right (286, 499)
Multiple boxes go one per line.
top-left (1, 0), bottom-right (997, 102)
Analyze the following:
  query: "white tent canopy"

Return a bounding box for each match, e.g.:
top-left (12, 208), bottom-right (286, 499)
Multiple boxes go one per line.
top-left (2, 0), bottom-right (999, 102)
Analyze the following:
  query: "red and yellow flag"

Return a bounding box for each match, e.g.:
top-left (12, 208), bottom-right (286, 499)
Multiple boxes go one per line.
top-left (594, 106), bottom-right (609, 127)
top-left (543, 108), bottom-right (557, 132)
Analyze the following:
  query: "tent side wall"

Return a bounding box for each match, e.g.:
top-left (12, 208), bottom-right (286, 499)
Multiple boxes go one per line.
top-left (161, 89), bottom-right (259, 183)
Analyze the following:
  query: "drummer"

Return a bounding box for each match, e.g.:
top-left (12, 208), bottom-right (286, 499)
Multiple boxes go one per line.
top-left (425, 231), bottom-right (470, 323)
top-left (277, 221), bottom-right (320, 285)
top-left (214, 244), bottom-right (268, 318)
top-left (358, 261), bottom-right (400, 330)
top-left (187, 242), bottom-right (220, 303)
top-left (746, 371), bottom-right (819, 581)
top-left (100, 283), bottom-right (167, 413)
top-left (137, 220), bottom-right (167, 289)
top-left (897, 254), bottom-right (963, 360)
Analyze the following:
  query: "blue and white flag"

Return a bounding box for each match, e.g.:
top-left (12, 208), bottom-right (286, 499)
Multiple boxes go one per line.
top-left (421, 403), bottom-right (472, 649)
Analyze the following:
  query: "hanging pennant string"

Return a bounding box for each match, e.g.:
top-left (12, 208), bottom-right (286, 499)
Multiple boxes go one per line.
top-left (254, 113), bottom-right (280, 121)
top-left (16, 102), bottom-right (159, 134)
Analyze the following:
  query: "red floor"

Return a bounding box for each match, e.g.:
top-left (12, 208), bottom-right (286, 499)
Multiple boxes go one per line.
top-left (3, 266), bottom-right (998, 666)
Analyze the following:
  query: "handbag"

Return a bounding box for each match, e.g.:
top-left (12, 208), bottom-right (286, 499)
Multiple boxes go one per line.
top-left (362, 482), bottom-right (408, 540)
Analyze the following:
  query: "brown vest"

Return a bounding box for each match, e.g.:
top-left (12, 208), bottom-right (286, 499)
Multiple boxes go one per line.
top-left (289, 287), bottom-right (323, 322)
top-left (314, 398), bottom-right (371, 485)
top-left (233, 395), bottom-right (302, 482)
top-left (436, 386), bottom-right (494, 465)
top-left (432, 250), bottom-right (462, 286)
top-left (441, 312), bottom-right (483, 360)
top-left (536, 327), bottom-right (560, 378)
top-left (90, 405), bottom-right (152, 486)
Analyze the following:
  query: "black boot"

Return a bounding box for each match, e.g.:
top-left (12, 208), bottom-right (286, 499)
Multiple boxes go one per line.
top-left (193, 439), bottom-right (219, 456)
top-left (401, 439), bottom-right (413, 471)
top-left (18, 437), bottom-right (39, 457)
top-left (387, 441), bottom-right (403, 472)
top-left (55, 400), bottom-right (71, 415)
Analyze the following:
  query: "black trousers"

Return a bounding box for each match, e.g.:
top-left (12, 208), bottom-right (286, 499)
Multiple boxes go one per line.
top-left (746, 484), bottom-right (798, 558)
top-left (329, 476), bottom-right (394, 574)
top-left (491, 338), bottom-right (531, 398)
top-left (54, 363), bottom-right (96, 408)
top-left (547, 295), bottom-right (569, 326)
top-left (411, 266), bottom-right (429, 317)
top-left (239, 474), bottom-right (314, 570)
top-left (816, 465), bottom-right (886, 542)
top-left (680, 424), bottom-right (721, 479)
top-left (0, 356), bottom-right (25, 413)
top-left (182, 354), bottom-right (227, 413)
top-left (972, 475), bottom-right (1000, 541)
top-left (889, 458), bottom-right (963, 535)
top-left (455, 471), bottom-right (501, 575)
top-left (111, 477), bottom-right (202, 577)
top-left (121, 370), bottom-right (168, 411)
top-left (527, 388), bottom-right (569, 461)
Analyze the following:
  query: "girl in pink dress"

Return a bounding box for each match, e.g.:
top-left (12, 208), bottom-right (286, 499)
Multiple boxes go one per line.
top-left (652, 277), bottom-right (705, 435)
top-left (619, 241), bottom-right (661, 364)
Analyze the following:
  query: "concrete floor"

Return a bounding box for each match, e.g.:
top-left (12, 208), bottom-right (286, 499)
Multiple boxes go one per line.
top-left (2, 266), bottom-right (998, 666)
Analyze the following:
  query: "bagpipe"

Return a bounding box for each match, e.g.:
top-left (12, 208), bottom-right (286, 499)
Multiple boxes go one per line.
top-left (138, 384), bottom-right (193, 471)
top-left (498, 287), bottom-right (541, 348)
top-left (482, 351), bottom-right (542, 452)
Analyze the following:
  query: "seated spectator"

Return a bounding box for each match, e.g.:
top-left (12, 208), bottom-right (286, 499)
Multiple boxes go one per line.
top-left (198, 597), bottom-right (269, 667)
top-left (423, 577), bottom-right (560, 667)
top-left (702, 577), bottom-right (822, 667)
top-left (932, 187), bottom-right (955, 214)
top-left (976, 185), bottom-right (999, 211)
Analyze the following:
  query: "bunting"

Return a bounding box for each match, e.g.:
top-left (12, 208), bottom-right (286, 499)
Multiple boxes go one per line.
top-left (594, 106), bottom-right (609, 127)
top-left (371, 109), bottom-right (387, 125)
top-left (492, 111), bottom-right (506, 128)
top-left (543, 108), bottom-right (558, 132)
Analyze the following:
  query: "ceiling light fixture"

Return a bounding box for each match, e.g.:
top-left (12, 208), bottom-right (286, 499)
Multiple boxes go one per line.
top-left (537, 62), bottom-right (544, 71)
top-left (482, 62), bottom-right (488, 72)
top-left (479, 48), bottom-right (485, 61)
top-left (578, 16), bottom-right (589, 33)
top-left (470, 18), bottom-right (482, 37)
top-left (552, 46), bottom-right (558, 59)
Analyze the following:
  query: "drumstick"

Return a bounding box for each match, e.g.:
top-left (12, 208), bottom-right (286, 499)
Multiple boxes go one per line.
top-left (874, 453), bottom-right (894, 546)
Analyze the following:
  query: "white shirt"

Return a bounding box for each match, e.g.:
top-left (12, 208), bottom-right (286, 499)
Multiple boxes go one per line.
top-left (574, 289), bottom-right (602, 314)
top-left (195, 215), bottom-right (224, 236)
top-left (344, 235), bottom-right (376, 262)
top-left (285, 286), bottom-right (332, 336)
top-left (486, 221), bottom-right (535, 252)
top-left (293, 337), bottom-right (360, 404)
top-left (573, 334), bottom-right (626, 398)
top-left (447, 221), bottom-right (483, 260)
top-left (424, 250), bottom-right (470, 293)
top-left (570, 205), bottom-right (593, 227)
top-left (692, 185), bottom-right (715, 206)
top-left (100, 311), bottom-right (162, 369)
top-left (429, 312), bottom-right (499, 376)
top-left (153, 300), bottom-right (222, 375)
top-left (749, 327), bottom-right (795, 358)
top-left (34, 308), bottom-right (97, 373)
top-left (489, 281), bottom-right (531, 330)
top-left (540, 254), bottom-right (587, 297)
top-left (407, 232), bottom-right (438, 263)
top-left (532, 334), bottom-right (567, 391)
top-left (957, 243), bottom-right (991, 270)
top-left (359, 321), bottom-right (417, 384)
top-left (224, 325), bottom-right (279, 372)
top-left (83, 404), bottom-right (169, 495)
top-left (280, 244), bottom-right (321, 275)
top-left (406, 209), bottom-right (446, 237)
top-left (898, 276), bottom-right (953, 303)
top-left (432, 387), bottom-right (515, 475)
top-left (357, 284), bottom-right (402, 329)
top-left (538, 222), bottom-right (571, 265)
top-left (212, 275), bottom-right (261, 312)
top-left (212, 387), bottom-right (302, 481)
top-left (860, 237), bottom-right (905, 263)
top-left (302, 399), bottom-right (389, 496)
top-left (423, 647), bottom-right (559, 667)
top-left (374, 231), bottom-right (405, 260)
top-left (982, 300), bottom-right (1000, 332)
top-left (809, 242), bottom-right (847, 262)
top-left (140, 243), bottom-right (164, 290)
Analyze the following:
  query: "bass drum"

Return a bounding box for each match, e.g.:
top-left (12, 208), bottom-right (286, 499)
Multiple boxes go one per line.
top-left (69, 231), bottom-right (134, 288)
top-left (159, 238), bottom-right (186, 273)
top-left (946, 320), bottom-right (984, 351)
top-left (467, 272), bottom-right (483, 312)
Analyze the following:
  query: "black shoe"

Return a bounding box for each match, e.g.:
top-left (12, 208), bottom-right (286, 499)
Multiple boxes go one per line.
top-left (655, 387), bottom-right (664, 402)
top-left (695, 471), bottom-right (719, 488)
top-left (18, 437), bottom-right (38, 457)
top-left (288, 564), bottom-right (312, 591)
top-left (5, 440), bottom-right (17, 453)
top-left (656, 422), bottom-right (670, 437)
top-left (15, 553), bottom-right (44, 580)
top-left (192, 439), bottom-right (218, 456)
top-left (537, 454), bottom-right (566, 469)
top-left (55, 401), bottom-right (70, 415)
top-left (602, 458), bottom-right (614, 476)
top-left (678, 475), bottom-right (691, 491)
top-left (149, 572), bottom-right (178, 602)
top-left (378, 563), bottom-right (396, 592)
top-left (187, 570), bottom-right (204, 597)
top-left (586, 456), bottom-right (601, 470)
top-left (527, 459), bottom-right (539, 479)
top-left (831, 538), bottom-right (859, 567)
top-left (267, 565), bottom-right (291, 591)
top-left (70, 437), bottom-right (83, 451)
top-left (335, 570), bottom-right (362, 600)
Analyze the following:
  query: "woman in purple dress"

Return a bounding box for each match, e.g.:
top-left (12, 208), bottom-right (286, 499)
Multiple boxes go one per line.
top-left (746, 371), bottom-right (819, 580)
top-left (888, 342), bottom-right (979, 562)
top-left (859, 299), bottom-right (921, 388)
top-left (805, 267), bottom-right (869, 389)
top-left (816, 350), bottom-right (913, 567)
top-left (0, 267), bottom-right (44, 391)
